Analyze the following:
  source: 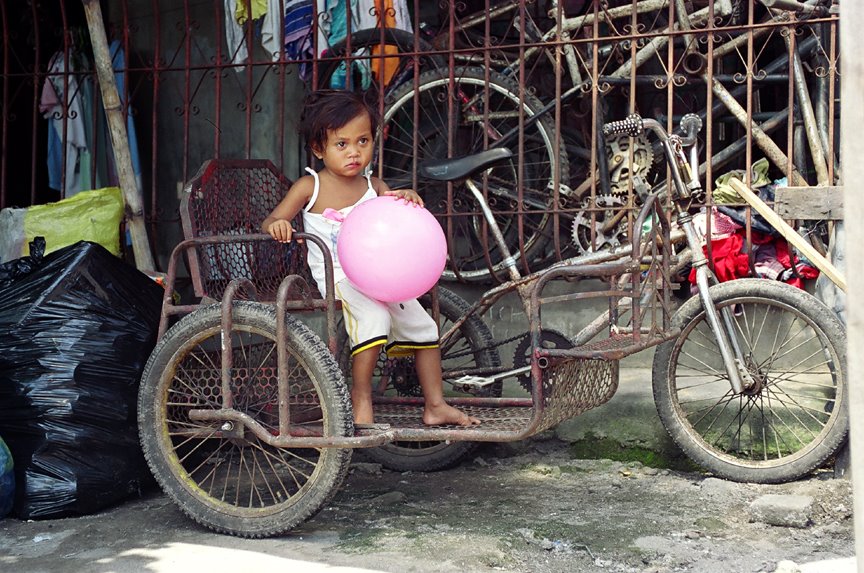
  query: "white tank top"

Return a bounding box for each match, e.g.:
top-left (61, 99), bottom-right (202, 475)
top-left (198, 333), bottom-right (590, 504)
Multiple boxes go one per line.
top-left (302, 167), bottom-right (378, 295)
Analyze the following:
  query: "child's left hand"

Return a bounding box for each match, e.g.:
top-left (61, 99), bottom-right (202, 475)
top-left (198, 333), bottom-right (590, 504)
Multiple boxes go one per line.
top-left (384, 188), bottom-right (424, 208)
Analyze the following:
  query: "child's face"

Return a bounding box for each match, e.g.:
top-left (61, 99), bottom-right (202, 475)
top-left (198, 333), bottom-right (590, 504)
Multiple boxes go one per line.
top-left (317, 112), bottom-right (374, 178)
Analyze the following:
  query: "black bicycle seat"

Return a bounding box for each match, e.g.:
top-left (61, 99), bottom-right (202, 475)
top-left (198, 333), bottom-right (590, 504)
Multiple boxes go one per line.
top-left (418, 148), bottom-right (514, 182)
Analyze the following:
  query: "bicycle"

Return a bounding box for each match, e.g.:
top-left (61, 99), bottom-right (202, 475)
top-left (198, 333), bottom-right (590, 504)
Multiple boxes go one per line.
top-left (316, 0), bottom-right (831, 282)
top-left (137, 112), bottom-right (847, 537)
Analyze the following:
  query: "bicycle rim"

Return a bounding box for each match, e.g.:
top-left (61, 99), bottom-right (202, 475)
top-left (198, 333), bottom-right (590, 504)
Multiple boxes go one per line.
top-left (654, 282), bottom-right (847, 482)
top-left (380, 67), bottom-right (568, 282)
top-left (139, 303), bottom-right (352, 536)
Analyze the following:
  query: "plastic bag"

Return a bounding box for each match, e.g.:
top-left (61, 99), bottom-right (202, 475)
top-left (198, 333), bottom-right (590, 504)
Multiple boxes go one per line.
top-left (0, 436), bottom-right (13, 519)
top-left (0, 236), bottom-right (46, 287)
top-left (0, 187), bottom-right (123, 264)
top-left (0, 241), bottom-right (163, 519)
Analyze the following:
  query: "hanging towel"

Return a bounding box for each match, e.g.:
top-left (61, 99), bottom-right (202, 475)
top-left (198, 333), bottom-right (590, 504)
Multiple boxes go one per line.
top-left (284, 0), bottom-right (315, 79)
top-left (224, 0), bottom-right (249, 66)
top-left (224, 0), bottom-right (284, 69)
top-left (261, 0), bottom-right (285, 61)
top-left (108, 40), bottom-right (142, 192)
top-left (40, 52), bottom-right (88, 197)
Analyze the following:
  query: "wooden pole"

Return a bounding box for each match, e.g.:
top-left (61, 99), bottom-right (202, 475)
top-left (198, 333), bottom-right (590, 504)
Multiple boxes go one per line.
top-left (81, 0), bottom-right (155, 271)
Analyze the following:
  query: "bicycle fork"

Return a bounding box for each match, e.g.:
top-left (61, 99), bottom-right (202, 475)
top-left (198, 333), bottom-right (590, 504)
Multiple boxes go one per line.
top-left (663, 120), bottom-right (753, 395)
top-left (681, 217), bottom-right (754, 395)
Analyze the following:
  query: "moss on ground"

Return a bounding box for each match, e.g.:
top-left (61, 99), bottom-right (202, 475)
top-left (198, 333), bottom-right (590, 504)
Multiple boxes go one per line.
top-left (567, 433), bottom-right (700, 472)
top-left (335, 527), bottom-right (385, 552)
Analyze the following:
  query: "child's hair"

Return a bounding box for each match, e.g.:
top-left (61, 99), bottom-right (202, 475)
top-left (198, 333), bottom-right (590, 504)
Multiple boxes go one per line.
top-left (299, 90), bottom-right (379, 153)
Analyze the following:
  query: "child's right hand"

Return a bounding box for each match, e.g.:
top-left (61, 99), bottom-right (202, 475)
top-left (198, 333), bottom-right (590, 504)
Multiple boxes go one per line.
top-left (266, 219), bottom-right (293, 243)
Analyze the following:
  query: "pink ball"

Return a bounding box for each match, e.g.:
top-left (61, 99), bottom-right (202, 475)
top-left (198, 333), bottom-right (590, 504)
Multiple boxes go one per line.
top-left (337, 195), bottom-right (447, 302)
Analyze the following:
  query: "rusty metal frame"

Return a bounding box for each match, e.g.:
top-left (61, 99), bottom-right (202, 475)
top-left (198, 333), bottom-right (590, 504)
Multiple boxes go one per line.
top-left (0, 0), bottom-right (843, 447)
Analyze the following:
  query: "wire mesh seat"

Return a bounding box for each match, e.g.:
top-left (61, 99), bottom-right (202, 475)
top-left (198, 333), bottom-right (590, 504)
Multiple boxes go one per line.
top-left (158, 159), bottom-right (327, 338)
top-left (181, 159), bottom-right (309, 302)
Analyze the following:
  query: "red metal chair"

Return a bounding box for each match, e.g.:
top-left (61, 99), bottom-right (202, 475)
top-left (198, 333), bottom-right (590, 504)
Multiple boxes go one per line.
top-left (158, 159), bottom-right (337, 339)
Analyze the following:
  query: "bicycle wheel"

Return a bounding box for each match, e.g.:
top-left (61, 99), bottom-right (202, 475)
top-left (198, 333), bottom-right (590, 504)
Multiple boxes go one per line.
top-left (316, 28), bottom-right (445, 104)
top-left (381, 66), bottom-right (569, 282)
top-left (338, 287), bottom-right (501, 471)
top-left (138, 302), bottom-right (353, 537)
top-left (652, 279), bottom-right (847, 484)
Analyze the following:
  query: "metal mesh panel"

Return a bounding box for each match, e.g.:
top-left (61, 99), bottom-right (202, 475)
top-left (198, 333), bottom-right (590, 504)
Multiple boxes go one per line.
top-left (168, 342), bottom-right (323, 432)
top-left (182, 161), bottom-right (309, 301)
top-left (374, 404), bottom-right (533, 432)
top-left (534, 358), bottom-right (618, 433)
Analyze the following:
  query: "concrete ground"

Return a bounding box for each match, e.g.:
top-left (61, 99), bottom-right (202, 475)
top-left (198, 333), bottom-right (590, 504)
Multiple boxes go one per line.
top-left (0, 366), bottom-right (853, 573)
top-left (0, 280), bottom-right (853, 572)
top-left (0, 442), bottom-right (853, 573)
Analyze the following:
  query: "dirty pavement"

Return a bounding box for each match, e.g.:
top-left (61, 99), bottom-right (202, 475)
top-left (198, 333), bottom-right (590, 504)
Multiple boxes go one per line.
top-left (0, 436), bottom-right (854, 573)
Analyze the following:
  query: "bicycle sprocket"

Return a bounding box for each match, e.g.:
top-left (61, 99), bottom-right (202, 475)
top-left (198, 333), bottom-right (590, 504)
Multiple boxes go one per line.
top-left (380, 355), bottom-right (422, 397)
top-left (513, 330), bottom-right (575, 392)
top-left (571, 194), bottom-right (628, 253)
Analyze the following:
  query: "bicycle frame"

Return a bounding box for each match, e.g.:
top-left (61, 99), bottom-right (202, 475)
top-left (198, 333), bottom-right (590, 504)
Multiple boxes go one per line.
top-left (429, 114), bottom-right (751, 397)
top-left (168, 114), bottom-right (756, 452)
top-left (442, 0), bottom-right (734, 92)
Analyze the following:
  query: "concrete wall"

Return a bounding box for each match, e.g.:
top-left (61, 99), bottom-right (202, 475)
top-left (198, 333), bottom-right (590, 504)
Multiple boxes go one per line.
top-left (119, 0), bottom-right (307, 268)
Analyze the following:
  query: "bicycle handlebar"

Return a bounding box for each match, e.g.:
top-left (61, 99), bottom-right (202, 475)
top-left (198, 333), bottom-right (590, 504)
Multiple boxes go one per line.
top-left (603, 113), bottom-right (702, 145)
top-left (602, 114), bottom-right (644, 138)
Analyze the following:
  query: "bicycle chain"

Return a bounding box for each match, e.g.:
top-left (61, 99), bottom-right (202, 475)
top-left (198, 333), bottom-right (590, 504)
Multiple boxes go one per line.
top-left (443, 330), bottom-right (530, 361)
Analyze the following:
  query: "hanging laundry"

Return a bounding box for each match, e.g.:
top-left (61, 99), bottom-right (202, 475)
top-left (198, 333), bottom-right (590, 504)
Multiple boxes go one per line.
top-left (107, 40), bottom-right (142, 193)
top-left (223, 0), bottom-right (285, 69)
top-left (284, 0), bottom-right (315, 80)
top-left (40, 52), bottom-right (88, 197)
top-left (371, 0), bottom-right (400, 86)
top-left (235, 0), bottom-right (269, 23)
top-left (260, 0), bottom-right (285, 61)
top-left (315, 0), bottom-right (413, 52)
top-left (316, 0), bottom-right (413, 89)
top-left (224, 0), bottom-right (250, 66)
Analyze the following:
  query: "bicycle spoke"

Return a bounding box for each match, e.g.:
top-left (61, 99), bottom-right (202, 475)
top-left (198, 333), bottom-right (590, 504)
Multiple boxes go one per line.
top-left (663, 284), bottom-right (846, 474)
top-left (165, 325), bottom-right (326, 506)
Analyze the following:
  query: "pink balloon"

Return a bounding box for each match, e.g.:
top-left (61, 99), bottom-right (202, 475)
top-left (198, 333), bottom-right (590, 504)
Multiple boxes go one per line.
top-left (337, 195), bottom-right (447, 302)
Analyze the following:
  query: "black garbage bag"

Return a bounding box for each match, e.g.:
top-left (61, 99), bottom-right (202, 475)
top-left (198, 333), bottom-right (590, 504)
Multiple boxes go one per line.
top-left (0, 236), bottom-right (46, 286)
top-left (0, 241), bottom-right (163, 519)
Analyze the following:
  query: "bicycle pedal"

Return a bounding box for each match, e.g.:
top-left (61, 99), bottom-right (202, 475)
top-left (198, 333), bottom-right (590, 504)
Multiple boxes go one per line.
top-left (450, 375), bottom-right (498, 395)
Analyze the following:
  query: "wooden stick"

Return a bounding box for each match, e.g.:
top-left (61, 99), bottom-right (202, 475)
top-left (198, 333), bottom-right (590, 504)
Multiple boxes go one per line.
top-left (728, 177), bottom-right (846, 291)
top-left (82, 0), bottom-right (155, 271)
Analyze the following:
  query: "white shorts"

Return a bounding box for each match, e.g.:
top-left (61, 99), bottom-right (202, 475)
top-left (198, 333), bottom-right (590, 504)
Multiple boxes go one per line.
top-left (334, 280), bottom-right (440, 356)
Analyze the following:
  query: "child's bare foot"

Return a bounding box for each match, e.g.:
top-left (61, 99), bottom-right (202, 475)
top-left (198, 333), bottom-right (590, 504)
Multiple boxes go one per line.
top-left (423, 402), bottom-right (481, 426)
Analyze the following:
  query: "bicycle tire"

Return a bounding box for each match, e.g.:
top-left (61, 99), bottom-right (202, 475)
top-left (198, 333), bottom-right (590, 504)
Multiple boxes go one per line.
top-left (138, 302), bottom-right (353, 537)
top-left (381, 66), bottom-right (570, 282)
top-left (652, 279), bottom-right (847, 484)
top-left (316, 28), bottom-right (445, 102)
top-left (338, 287), bottom-right (501, 472)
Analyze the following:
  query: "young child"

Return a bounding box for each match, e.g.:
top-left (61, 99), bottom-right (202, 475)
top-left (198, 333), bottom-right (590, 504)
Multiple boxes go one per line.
top-left (262, 89), bottom-right (480, 428)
